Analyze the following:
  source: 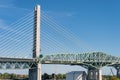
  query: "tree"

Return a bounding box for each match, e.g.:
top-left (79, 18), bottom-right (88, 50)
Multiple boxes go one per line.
top-left (63, 74), bottom-right (66, 79)
top-left (52, 73), bottom-right (56, 79)
top-left (110, 76), bottom-right (119, 80)
top-left (57, 74), bottom-right (63, 79)
top-left (43, 73), bottom-right (49, 79)
top-left (3, 73), bottom-right (11, 79)
top-left (10, 73), bottom-right (16, 79)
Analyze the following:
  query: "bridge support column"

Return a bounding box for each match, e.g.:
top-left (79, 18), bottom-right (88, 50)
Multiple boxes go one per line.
top-left (29, 64), bottom-right (41, 80)
top-left (117, 69), bottom-right (120, 78)
top-left (98, 69), bottom-right (102, 80)
top-left (114, 66), bottom-right (120, 78)
top-left (87, 69), bottom-right (102, 80)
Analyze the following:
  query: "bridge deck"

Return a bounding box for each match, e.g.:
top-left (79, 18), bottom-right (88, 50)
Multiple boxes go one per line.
top-left (0, 57), bottom-right (35, 62)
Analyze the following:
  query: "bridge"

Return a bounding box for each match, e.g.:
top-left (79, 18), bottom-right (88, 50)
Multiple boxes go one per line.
top-left (0, 4), bottom-right (120, 80)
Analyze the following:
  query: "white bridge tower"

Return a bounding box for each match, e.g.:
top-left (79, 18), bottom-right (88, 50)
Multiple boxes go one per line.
top-left (29, 5), bottom-right (41, 80)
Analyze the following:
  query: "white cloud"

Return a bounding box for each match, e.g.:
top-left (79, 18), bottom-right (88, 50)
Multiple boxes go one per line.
top-left (0, 5), bottom-right (8, 8)
top-left (11, 6), bottom-right (30, 11)
top-left (0, 0), bottom-right (14, 8)
top-left (0, 4), bottom-right (29, 11)
top-left (66, 13), bottom-right (74, 17)
top-left (0, 19), bottom-right (16, 32)
top-left (0, 19), bottom-right (14, 33)
top-left (43, 11), bottom-right (76, 18)
top-left (0, 19), bottom-right (7, 29)
top-left (0, 19), bottom-right (21, 33)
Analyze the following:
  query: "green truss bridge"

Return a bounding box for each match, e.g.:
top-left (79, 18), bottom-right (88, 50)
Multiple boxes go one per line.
top-left (0, 52), bottom-right (120, 80)
top-left (41, 52), bottom-right (120, 80)
top-left (41, 52), bottom-right (120, 69)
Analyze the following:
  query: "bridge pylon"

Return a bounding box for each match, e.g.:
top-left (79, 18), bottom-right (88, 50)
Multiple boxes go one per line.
top-left (29, 5), bottom-right (41, 80)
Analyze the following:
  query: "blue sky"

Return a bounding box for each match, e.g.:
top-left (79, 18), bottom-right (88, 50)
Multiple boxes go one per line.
top-left (1, 0), bottom-right (120, 55)
top-left (0, 0), bottom-right (120, 75)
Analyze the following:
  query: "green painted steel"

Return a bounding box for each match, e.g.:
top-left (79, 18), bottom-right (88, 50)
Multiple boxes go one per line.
top-left (40, 52), bottom-right (120, 69)
top-left (0, 52), bottom-right (120, 69)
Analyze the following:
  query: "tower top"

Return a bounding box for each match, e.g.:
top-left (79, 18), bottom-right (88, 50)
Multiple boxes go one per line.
top-left (35, 5), bottom-right (40, 11)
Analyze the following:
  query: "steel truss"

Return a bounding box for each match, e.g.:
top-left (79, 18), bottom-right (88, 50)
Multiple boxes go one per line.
top-left (0, 57), bottom-right (37, 69)
top-left (0, 52), bottom-right (120, 69)
top-left (41, 52), bottom-right (120, 69)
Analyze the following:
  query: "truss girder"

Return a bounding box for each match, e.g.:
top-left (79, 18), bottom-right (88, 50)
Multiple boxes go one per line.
top-left (0, 52), bottom-right (120, 69)
top-left (0, 58), bottom-right (37, 69)
top-left (41, 52), bottom-right (120, 69)
top-left (0, 62), bottom-right (37, 69)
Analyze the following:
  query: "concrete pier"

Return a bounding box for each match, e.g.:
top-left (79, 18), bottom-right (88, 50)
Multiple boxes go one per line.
top-left (117, 68), bottom-right (120, 78)
top-left (114, 66), bottom-right (120, 78)
top-left (29, 64), bottom-right (41, 80)
top-left (87, 69), bottom-right (102, 80)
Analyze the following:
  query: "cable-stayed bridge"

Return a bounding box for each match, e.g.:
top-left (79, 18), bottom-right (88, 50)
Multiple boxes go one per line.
top-left (0, 5), bottom-right (120, 80)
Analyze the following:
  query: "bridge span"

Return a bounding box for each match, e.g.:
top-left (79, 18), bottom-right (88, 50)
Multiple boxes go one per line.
top-left (41, 52), bottom-right (120, 80)
top-left (0, 57), bottom-right (36, 69)
top-left (0, 52), bottom-right (120, 80)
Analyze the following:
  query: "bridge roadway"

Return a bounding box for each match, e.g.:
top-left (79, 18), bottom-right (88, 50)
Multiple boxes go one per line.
top-left (0, 52), bottom-right (120, 69)
top-left (41, 52), bottom-right (120, 69)
top-left (0, 52), bottom-right (120, 79)
top-left (0, 57), bottom-right (35, 62)
top-left (0, 57), bottom-right (36, 69)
